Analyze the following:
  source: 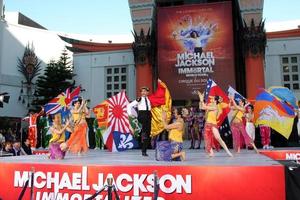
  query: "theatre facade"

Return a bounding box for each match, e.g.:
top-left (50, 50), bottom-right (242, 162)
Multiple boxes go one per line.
top-left (0, 0), bottom-right (268, 118)
top-left (66, 0), bottom-right (266, 105)
top-left (129, 0), bottom-right (265, 102)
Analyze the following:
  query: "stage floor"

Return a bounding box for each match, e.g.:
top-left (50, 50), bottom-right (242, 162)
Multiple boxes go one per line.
top-left (0, 148), bottom-right (280, 166)
top-left (0, 147), bottom-right (291, 200)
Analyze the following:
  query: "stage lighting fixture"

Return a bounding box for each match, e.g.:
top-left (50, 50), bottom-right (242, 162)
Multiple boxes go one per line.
top-left (0, 92), bottom-right (10, 108)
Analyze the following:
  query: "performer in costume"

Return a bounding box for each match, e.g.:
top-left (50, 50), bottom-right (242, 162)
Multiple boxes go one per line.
top-left (245, 105), bottom-right (255, 141)
top-left (128, 86), bottom-right (152, 156)
top-left (61, 105), bottom-right (72, 141)
top-left (229, 97), bottom-right (258, 153)
top-left (24, 108), bottom-right (44, 149)
top-left (186, 107), bottom-right (196, 149)
top-left (93, 118), bottom-right (104, 150)
top-left (65, 98), bottom-right (89, 155)
top-left (48, 113), bottom-right (72, 160)
top-left (259, 125), bottom-right (272, 149)
top-left (188, 108), bottom-right (203, 149)
top-left (296, 101), bottom-right (300, 142)
top-left (160, 108), bottom-right (186, 161)
top-left (197, 108), bottom-right (205, 149)
top-left (39, 115), bottom-right (51, 148)
top-left (198, 92), bottom-right (233, 157)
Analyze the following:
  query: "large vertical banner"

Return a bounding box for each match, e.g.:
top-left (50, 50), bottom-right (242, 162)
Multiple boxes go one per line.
top-left (157, 2), bottom-right (235, 99)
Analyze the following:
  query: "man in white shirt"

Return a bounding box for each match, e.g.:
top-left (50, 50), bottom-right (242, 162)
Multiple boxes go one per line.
top-left (127, 86), bottom-right (152, 156)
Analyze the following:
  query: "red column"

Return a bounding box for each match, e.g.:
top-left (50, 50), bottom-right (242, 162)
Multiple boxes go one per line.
top-left (136, 62), bottom-right (153, 96)
top-left (245, 54), bottom-right (265, 99)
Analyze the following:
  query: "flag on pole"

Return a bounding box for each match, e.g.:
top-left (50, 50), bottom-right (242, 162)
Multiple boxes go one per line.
top-left (227, 86), bottom-right (248, 123)
top-left (268, 86), bottom-right (298, 109)
top-left (149, 80), bottom-right (172, 137)
top-left (254, 89), bottom-right (295, 139)
top-left (44, 86), bottom-right (81, 115)
top-left (228, 86), bottom-right (246, 104)
top-left (93, 91), bottom-right (138, 152)
top-left (204, 79), bottom-right (230, 126)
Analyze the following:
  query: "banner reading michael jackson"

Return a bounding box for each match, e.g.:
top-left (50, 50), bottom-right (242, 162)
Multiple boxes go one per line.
top-left (157, 2), bottom-right (235, 99)
top-left (0, 163), bottom-right (285, 200)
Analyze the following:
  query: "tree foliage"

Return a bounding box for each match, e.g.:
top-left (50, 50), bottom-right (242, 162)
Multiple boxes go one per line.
top-left (33, 49), bottom-right (75, 107)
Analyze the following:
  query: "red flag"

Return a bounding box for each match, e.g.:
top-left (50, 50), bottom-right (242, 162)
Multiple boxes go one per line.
top-left (149, 80), bottom-right (166, 107)
top-left (65, 86), bottom-right (81, 106)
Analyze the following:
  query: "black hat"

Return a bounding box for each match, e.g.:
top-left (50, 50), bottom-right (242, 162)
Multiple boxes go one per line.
top-left (140, 86), bottom-right (149, 92)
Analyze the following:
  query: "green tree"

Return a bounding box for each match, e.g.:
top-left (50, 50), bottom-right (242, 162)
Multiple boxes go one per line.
top-left (33, 50), bottom-right (75, 107)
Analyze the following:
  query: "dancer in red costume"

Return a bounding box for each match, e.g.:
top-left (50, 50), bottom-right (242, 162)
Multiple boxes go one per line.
top-left (198, 92), bottom-right (233, 157)
top-left (229, 97), bottom-right (258, 153)
top-left (23, 108), bottom-right (44, 149)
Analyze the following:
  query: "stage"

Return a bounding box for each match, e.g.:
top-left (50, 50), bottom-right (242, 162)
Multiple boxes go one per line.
top-left (0, 149), bottom-right (281, 166)
top-left (0, 147), bottom-right (293, 200)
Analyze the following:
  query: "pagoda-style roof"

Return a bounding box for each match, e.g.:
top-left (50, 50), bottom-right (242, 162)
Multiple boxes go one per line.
top-left (59, 35), bottom-right (132, 53)
top-left (267, 28), bottom-right (300, 39)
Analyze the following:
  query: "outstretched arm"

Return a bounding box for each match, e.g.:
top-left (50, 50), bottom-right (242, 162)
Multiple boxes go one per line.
top-left (51, 120), bottom-right (70, 135)
top-left (229, 96), bottom-right (245, 112)
top-left (78, 99), bottom-right (86, 112)
top-left (164, 122), bottom-right (182, 131)
top-left (72, 99), bottom-right (86, 114)
top-left (198, 91), bottom-right (216, 111)
top-left (161, 110), bottom-right (181, 131)
top-left (127, 100), bottom-right (138, 117)
top-left (200, 102), bottom-right (217, 111)
top-left (37, 107), bottom-right (44, 116)
top-left (199, 33), bottom-right (212, 41)
top-left (83, 101), bottom-right (90, 117)
top-left (173, 31), bottom-right (191, 42)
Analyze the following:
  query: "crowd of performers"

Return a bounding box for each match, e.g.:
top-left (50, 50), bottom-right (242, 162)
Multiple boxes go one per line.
top-left (22, 98), bottom-right (90, 159)
top-left (18, 85), bottom-right (299, 161)
top-left (138, 87), bottom-right (280, 161)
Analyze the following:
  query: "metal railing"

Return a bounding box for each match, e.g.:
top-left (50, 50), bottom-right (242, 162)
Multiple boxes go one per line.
top-left (87, 171), bottom-right (160, 200)
top-left (18, 167), bottom-right (35, 200)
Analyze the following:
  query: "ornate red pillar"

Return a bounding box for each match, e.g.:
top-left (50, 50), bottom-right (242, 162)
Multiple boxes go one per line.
top-left (128, 0), bottom-right (155, 96)
top-left (243, 19), bottom-right (266, 99)
top-left (136, 62), bottom-right (153, 94)
top-left (245, 54), bottom-right (265, 99)
top-left (132, 29), bottom-right (153, 95)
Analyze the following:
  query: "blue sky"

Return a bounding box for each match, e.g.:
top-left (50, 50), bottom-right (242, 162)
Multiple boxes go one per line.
top-left (263, 0), bottom-right (300, 22)
top-left (4, 0), bottom-right (133, 35)
top-left (4, 0), bottom-right (300, 35)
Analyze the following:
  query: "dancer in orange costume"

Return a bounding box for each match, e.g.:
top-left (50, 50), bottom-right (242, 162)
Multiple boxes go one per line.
top-left (65, 98), bottom-right (89, 155)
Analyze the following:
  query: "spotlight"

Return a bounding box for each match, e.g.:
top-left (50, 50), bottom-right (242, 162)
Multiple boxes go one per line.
top-left (0, 92), bottom-right (10, 108)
